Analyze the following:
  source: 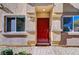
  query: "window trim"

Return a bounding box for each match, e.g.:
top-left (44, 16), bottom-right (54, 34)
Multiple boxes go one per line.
top-left (62, 15), bottom-right (79, 35)
top-left (2, 14), bottom-right (26, 35)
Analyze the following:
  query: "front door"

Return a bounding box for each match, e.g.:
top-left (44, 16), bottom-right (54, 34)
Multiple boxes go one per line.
top-left (36, 18), bottom-right (50, 46)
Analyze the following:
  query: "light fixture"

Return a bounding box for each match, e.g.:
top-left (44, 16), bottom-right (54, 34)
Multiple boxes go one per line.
top-left (43, 9), bottom-right (46, 12)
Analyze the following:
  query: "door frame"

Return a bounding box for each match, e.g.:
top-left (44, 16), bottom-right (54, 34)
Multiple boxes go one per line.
top-left (36, 17), bottom-right (51, 46)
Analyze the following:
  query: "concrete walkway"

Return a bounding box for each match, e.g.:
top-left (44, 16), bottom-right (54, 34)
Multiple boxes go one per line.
top-left (0, 46), bottom-right (79, 55)
top-left (31, 46), bottom-right (79, 55)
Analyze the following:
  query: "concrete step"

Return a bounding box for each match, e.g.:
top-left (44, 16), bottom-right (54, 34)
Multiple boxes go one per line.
top-left (36, 43), bottom-right (50, 46)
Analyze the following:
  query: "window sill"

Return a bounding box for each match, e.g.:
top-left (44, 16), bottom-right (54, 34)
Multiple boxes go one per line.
top-left (68, 32), bottom-right (79, 35)
top-left (2, 32), bottom-right (28, 35)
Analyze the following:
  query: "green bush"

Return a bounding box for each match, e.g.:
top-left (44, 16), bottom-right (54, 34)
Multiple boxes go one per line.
top-left (1, 48), bottom-right (32, 55)
top-left (15, 51), bottom-right (32, 55)
top-left (1, 48), bottom-right (13, 55)
top-left (18, 51), bottom-right (27, 55)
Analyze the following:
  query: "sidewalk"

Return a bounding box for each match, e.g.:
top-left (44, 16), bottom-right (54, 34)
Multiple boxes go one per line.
top-left (0, 46), bottom-right (79, 55)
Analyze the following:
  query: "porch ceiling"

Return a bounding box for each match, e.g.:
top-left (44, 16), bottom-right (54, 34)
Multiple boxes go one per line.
top-left (35, 5), bottom-right (53, 13)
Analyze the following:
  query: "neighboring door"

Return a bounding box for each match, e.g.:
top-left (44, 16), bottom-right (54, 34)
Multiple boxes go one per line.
top-left (36, 18), bottom-right (50, 46)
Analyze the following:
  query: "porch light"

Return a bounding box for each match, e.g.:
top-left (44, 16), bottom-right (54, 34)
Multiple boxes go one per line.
top-left (43, 9), bottom-right (46, 12)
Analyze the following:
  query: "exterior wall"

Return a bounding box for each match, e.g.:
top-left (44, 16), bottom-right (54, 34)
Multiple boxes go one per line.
top-left (60, 3), bottom-right (79, 46)
top-left (26, 4), bottom-right (36, 46)
top-left (51, 3), bottom-right (63, 45)
top-left (54, 3), bottom-right (63, 13)
top-left (0, 3), bottom-right (36, 46)
top-left (0, 3), bottom-right (63, 46)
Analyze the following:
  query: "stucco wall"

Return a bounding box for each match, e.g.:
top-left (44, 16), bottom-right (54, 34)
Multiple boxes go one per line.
top-left (0, 3), bottom-right (63, 46)
top-left (0, 3), bottom-right (36, 46)
top-left (52, 3), bottom-right (63, 43)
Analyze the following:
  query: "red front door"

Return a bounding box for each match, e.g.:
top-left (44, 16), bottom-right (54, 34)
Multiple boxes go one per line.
top-left (37, 18), bottom-right (50, 46)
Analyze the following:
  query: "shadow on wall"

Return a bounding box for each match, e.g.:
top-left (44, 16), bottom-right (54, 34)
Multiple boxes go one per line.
top-left (63, 3), bottom-right (79, 15)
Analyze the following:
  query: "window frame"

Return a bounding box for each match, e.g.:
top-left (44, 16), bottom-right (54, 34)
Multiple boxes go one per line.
top-left (2, 14), bottom-right (26, 34)
top-left (62, 15), bottom-right (79, 32)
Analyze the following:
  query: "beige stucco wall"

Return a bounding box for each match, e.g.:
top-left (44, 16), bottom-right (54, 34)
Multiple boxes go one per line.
top-left (0, 3), bottom-right (27, 38)
top-left (52, 3), bottom-right (63, 43)
top-left (0, 3), bottom-right (36, 46)
top-left (0, 3), bottom-right (63, 46)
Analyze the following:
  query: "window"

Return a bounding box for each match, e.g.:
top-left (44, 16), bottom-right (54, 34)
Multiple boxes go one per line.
top-left (4, 15), bottom-right (25, 32)
top-left (16, 17), bottom-right (25, 31)
top-left (7, 17), bottom-right (16, 32)
top-left (63, 16), bottom-right (79, 32)
top-left (74, 16), bottom-right (79, 32)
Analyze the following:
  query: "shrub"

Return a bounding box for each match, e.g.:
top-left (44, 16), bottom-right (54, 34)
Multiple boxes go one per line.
top-left (1, 48), bottom-right (13, 55)
top-left (15, 51), bottom-right (32, 55)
